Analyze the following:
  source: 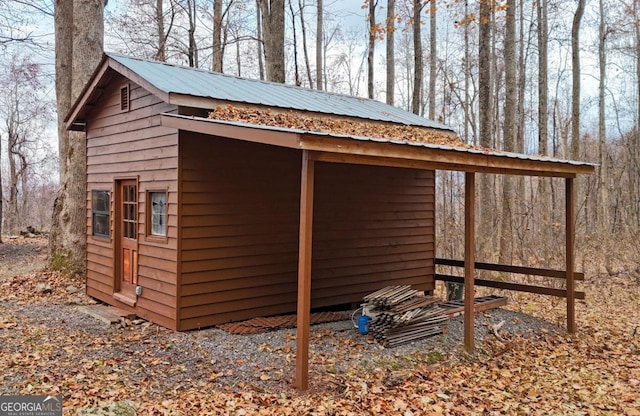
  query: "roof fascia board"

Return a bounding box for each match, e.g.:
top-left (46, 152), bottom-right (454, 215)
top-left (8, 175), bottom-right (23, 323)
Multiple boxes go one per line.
top-left (64, 56), bottom-right (111, 130)
top-left (300, 134), bottom-right (593, 177)
top-left (309, 151), bottom-right (576, 178)
top-left (160, 114), bottom-right (301, 148)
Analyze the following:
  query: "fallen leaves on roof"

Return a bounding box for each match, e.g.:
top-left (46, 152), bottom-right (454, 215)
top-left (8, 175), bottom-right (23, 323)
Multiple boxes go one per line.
top-left (208, 105), bottom-right (467, 148)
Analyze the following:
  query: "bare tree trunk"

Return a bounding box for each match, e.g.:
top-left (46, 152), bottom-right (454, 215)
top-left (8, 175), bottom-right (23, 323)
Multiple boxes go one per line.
top-left (598, 0), bottom-right (609, 233)
top-left (537, 0), bottom-right (549, 248)
top-left (635, 0), bottom-right (640, 228)
top-left (385, 0), bottom-right (395, 105)
top-left (212, 0), bottom-right (223, 71)
top-left (537, 0), bottom-right (548, 156)
top-left (428, 0), bottom-right (436, 120)
top-left (367, 0), bottom-right (377, 99)
top-left (256, 0), bottom-right (265, 80)
top-left (463, 0), bottom-right (470, 143)
top-left (297, 0), bottom-right (313, 87)
top-left (411, 0), bottom-right (423, 115)
top-left (8, 130), bottom-right (19, 235)
top-left (0, 134), bottom-right (2, 242)
top-left (571, 0), bottom-right (585, 160)
top-left (288, 0), bottom-right (300, 85)
top-left (499, 0), bottom-right (516, 265)
top-left (316, 0), bottom-right (322, 89)
top-left (478, 0), bottom-right (493, 257)
top-left (185, 0), bottom-right (198, 67)
top-left (51, 0), bottom-right (105, 276)
top-left (258, 0), bottom-right (285, 83)
top-left (155, 0), bottom-right (166, 61)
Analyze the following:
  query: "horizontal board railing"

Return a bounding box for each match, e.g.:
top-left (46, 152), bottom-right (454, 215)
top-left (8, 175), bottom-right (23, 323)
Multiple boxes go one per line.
top-left (435, 258), bottom-right (584, 281)
top-left (434, 274), bottom-right (585, 300)
top-left (434, 258), bottom-right (585, 300)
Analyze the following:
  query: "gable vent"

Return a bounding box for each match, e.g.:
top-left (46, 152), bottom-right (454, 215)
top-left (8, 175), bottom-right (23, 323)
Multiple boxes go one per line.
top-left (120, 84), bottom-right (130, 111)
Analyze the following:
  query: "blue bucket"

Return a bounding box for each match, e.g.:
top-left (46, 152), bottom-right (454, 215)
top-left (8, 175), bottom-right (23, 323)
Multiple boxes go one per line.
top-left (357, 315), bottom-right (372, 335)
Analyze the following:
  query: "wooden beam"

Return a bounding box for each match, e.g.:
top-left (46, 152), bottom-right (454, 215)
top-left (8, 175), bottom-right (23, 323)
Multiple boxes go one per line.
top-left (301, 134), bottom-right (595, 177)
top-left (296, 150), bottom-right (315, 390)
top-left (435, 274), bottom-right (585, 300)
top-left (566, 177), bottom-right (576, 333)
top-left (309, 150), bottom-right (580, 178)
top-left (435, 258), bottom-right (584, 281)
top-left (160, 114), bottom-right (301, 148)
top-left (464, 172), bottom-right (475, 352)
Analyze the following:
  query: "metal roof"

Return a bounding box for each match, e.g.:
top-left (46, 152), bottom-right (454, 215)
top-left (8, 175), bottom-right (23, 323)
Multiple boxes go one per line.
top-left (162, 114), bottom-right (596, 171)
top-left (107, 53), bottom-right (453, 132)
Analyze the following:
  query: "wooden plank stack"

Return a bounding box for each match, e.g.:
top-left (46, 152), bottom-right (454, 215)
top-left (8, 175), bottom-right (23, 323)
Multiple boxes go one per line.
top-left (363, 285), bottom-right (448, 348)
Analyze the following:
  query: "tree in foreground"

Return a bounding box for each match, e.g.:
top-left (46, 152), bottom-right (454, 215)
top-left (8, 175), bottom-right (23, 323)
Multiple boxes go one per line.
top-left (50, 0), bottom-right (106, 275)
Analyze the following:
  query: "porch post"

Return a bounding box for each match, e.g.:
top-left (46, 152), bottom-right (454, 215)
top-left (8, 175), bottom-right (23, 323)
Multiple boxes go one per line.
top-left (566, 177), bottom-right (576, 333)
top-left (464, 172), bottom-right (476, 351)
top-left (296, 150), bottom-right (315, 390)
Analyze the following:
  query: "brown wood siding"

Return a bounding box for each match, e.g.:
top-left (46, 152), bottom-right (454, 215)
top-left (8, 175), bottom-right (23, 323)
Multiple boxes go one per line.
top-left (85, 73), bottom-right (179, 329)
top-left (311, 163), bottom-right (435, 306)
top-left (178, 134), bottom-right (435, 330)
top-left (178, 133), bottom-right (301, 330)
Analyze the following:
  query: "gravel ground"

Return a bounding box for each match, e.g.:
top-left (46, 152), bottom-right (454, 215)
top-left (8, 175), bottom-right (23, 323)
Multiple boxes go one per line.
top-left (0, 298), bottom-right (560, 396)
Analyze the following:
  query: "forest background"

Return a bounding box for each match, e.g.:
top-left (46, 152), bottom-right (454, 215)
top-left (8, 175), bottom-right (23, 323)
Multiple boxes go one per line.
top-left (0, 0), bottom-right (639, 277)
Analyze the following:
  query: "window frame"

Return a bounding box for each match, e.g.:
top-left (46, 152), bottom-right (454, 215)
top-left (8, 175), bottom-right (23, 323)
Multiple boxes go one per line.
top-left (91, 189), bottom-right (111, 239)
top-left (146, 189), bottom-right (168, 242)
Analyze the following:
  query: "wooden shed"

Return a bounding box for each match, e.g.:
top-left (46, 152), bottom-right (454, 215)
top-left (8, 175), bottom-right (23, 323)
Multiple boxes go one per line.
top-left (67, 53), bottom-right (594, 389)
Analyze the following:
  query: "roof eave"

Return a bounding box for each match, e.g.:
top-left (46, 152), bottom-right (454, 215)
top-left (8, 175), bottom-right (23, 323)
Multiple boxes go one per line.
top-left (160, 114), bottom-right (594, 177)
top-left (65, 53), bottom-right (174, 132)
top-left (64, 55), bottom-right (111, 131)
top-left (160, 113), bottom-right (302, 148)
top-left (299, 133), bottom-right (594, 177)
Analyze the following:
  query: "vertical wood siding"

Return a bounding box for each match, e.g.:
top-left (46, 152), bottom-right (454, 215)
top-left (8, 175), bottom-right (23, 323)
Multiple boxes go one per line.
top-left (178, 134), bottom-right (435, 330)
top-left (85, 74), bottom-right (180, 329)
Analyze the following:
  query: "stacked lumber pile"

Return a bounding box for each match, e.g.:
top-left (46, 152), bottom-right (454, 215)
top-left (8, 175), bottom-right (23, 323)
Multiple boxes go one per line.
top-left (363, 285), bottom-right (448, 348)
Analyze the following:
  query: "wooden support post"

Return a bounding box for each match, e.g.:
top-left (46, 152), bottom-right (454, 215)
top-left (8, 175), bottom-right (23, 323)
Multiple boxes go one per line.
top-left (566, 177), bottom-right (576, 333)
top-left (464, 172), bottom-right (475, 351)
top-left (296, 150), bottom-right (315, 390)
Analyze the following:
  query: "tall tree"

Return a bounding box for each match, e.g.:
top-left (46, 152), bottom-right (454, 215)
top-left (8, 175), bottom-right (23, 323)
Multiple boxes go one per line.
top-left (297, 0), bottom-right (313, 86)
top-left (598, 0), bottom-right (609, 229)
top-left (571, 0), bottom-right (585, 160)
top-left (155, 0), bottom-right (166, 61)
top-left (256, 0), bottom-right (265, 79)
top-left (316, 0), bottom-right (322, 89)
top-left (499, 0), bottom-right (516, 264)
top-left (478, 0), bottom-right (492, 149)
top-left (385, 0), bottom-right (395, 105)
top-left (477, 0), bottom-right (493, 256)
top-left (51, 0), bottom-right (106, 276)
top-left (537, 0), bottom-right (548, 156)
top-left (177, 0), bottom-right (198, 67)
top-left (258, 0), bottom-right (285, 83)
top-left (212, 0), bottom-right (224, 71)
top-left (367, 0), bottom-right (378, 99)
top-left (411, 0), bottom-right (423, 115)
top-left (289, 0), bottom-right (301, 85)
top-left (428, 0), bottom-right (436, 120)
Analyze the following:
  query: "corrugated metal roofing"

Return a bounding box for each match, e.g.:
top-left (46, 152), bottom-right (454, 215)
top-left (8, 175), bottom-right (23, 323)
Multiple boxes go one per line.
top-left (164, 114), bottom-right (595, 168)
top-left (107, 52), bottom-right (453, 131)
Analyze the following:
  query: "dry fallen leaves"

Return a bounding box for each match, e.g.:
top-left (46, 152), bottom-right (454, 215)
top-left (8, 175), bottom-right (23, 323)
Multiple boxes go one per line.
top-left (208, 105), bottom-right (466, 148)
top-left (1, 238), bottom-right (639, 415)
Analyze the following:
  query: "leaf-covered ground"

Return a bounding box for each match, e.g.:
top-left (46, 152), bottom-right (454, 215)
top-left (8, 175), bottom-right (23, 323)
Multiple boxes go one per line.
top-left (0, 238), bottom-right (639, 415)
